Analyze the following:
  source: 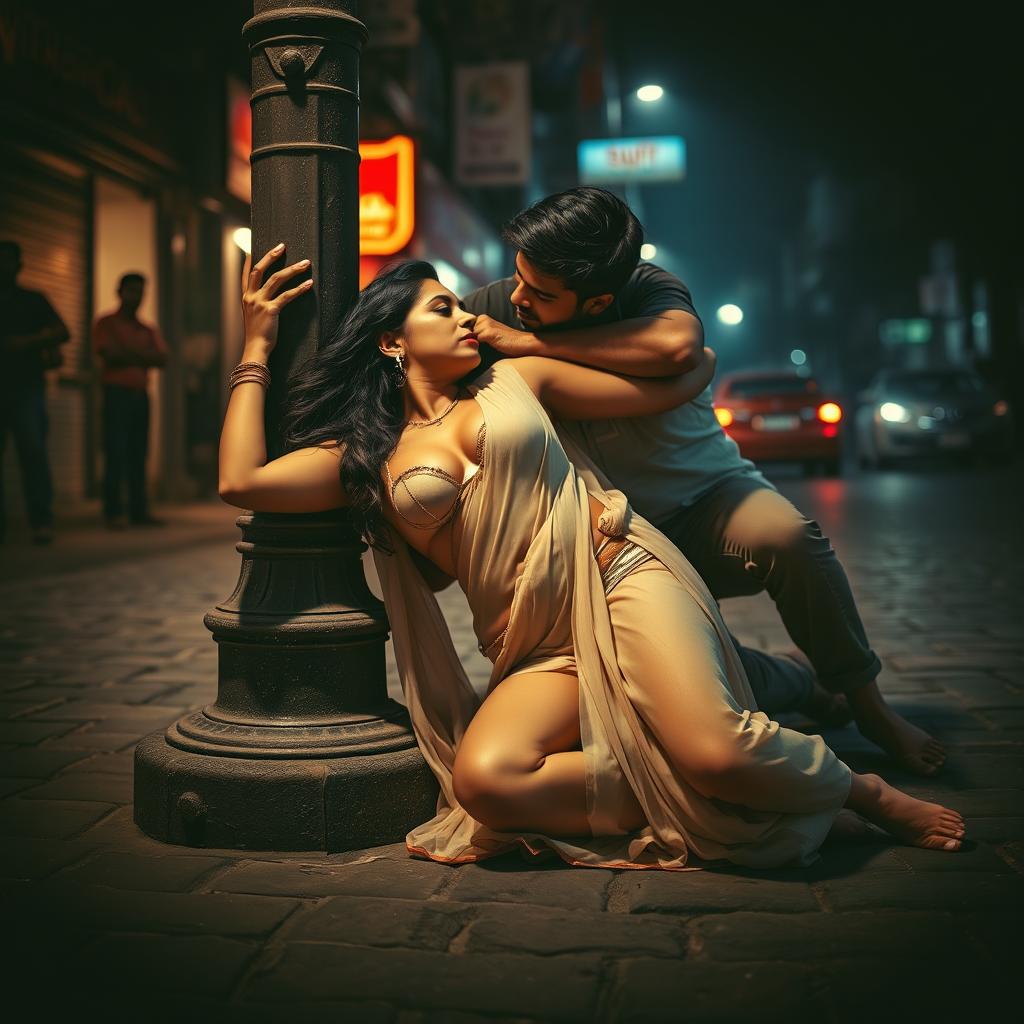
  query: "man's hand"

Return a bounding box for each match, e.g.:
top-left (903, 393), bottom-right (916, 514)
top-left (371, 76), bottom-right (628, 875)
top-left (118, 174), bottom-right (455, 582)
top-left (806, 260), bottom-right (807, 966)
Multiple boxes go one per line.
top-left (472, 314), bottom-right (538, 358)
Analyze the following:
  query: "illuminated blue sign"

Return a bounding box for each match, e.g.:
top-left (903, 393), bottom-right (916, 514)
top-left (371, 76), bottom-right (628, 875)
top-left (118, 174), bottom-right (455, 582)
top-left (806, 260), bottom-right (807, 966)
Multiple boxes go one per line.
top-left (578, 136), bottom-right (686, 184)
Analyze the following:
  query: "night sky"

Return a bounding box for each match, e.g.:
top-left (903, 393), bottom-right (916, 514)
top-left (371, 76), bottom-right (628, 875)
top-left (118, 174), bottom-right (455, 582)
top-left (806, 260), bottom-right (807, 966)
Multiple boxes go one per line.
top-left (608, 6), bottom-right (1021, 352)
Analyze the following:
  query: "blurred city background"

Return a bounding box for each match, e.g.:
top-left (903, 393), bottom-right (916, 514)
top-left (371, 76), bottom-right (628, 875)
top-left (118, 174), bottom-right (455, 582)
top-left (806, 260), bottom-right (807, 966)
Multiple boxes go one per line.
top-left (2, 5), bottom-right (1022, 1013)
top-left (0, 0), bottom-right (1020, 542)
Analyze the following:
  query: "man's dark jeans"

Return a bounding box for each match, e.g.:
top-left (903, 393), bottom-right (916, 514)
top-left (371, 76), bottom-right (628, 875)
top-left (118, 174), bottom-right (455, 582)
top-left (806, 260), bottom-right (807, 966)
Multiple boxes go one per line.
top-left (103, 384), bottom-right (151, 523)
top-left (0, 383), bottom-right (54, 538)
top-left (656, 474), bottom-right (882, 705)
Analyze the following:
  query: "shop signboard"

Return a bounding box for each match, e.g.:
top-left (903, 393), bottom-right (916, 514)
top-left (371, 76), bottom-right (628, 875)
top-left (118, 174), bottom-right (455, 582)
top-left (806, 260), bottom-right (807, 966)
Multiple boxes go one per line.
top-left (359, 135), bottom-right (415, 255)
top-left (454, 62), bottom-right (531, 186)
top-left (577, 136), bottom-right (686, 184)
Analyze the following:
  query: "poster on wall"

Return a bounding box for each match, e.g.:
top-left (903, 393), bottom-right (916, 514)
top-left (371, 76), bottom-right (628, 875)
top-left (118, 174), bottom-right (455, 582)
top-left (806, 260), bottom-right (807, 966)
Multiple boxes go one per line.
top-left (454, 62), bottom-right (531, 186)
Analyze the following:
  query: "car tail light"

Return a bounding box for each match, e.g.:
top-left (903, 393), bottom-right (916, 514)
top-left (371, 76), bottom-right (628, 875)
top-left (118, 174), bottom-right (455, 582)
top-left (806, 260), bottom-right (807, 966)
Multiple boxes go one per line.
top-left (817, 402), bottom-right (842, 424)
top-left (715, 407), bottom-right (734, 428)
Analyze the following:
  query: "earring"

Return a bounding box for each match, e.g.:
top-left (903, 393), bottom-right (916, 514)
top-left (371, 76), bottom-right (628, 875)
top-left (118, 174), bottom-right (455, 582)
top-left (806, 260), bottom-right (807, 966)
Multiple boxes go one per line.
top-left (392, 351), bottom-right (407, 388)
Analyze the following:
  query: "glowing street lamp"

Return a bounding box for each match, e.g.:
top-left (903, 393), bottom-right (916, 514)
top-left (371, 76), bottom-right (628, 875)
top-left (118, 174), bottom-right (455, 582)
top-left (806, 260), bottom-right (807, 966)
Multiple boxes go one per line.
top-left (636, 84), bottom-right (664, 102)
top-left (232, 227), bottom-right (252, 255)
top-left (716, 303), bottom-right (744, 326)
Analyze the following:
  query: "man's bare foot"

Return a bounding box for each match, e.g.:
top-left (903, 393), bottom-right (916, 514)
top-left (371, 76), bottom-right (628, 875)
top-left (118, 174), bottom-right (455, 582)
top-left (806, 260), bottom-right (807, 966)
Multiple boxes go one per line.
top-left (804, 682), bottom-right (854, 729)
top-left (782, 650), bottom-right (854, 728)
top-left (848, 681), bottom-right (947, 776)
top-left (847, 773), bottom-right (964, 851)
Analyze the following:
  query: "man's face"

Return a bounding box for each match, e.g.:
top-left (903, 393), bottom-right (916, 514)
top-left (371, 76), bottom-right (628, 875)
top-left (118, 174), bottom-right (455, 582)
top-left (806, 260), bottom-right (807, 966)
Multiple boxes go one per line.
top-left (119, 280), bottom-right (145, 313)
top-left (508, 253), bottom-right (583, 329)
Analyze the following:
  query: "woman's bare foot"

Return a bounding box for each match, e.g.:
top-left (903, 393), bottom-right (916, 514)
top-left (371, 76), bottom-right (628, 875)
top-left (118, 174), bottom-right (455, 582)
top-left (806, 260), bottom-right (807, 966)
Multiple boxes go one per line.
top-left (848, 681), bottom-right (946, 776)
top-left (847, 772), bottom-right (965, 851)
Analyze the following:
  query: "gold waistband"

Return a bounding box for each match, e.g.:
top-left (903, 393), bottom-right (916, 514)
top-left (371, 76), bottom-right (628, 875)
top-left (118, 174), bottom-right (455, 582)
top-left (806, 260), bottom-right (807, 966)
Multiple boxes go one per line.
top-left (594, 535), bottom-right (629, 577)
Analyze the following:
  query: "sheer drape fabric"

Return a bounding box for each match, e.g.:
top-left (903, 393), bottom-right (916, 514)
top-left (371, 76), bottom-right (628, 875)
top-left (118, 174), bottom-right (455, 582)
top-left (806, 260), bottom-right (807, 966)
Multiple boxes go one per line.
top-left (373, 362), bottom-right (851, 870)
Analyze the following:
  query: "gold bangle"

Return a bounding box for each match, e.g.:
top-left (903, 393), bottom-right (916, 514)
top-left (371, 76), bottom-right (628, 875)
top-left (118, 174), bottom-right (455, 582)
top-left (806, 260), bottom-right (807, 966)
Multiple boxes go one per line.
top-left (229, 361), bottom-right (271, 389)
top-left (229, 374), bottom-right (270, 389)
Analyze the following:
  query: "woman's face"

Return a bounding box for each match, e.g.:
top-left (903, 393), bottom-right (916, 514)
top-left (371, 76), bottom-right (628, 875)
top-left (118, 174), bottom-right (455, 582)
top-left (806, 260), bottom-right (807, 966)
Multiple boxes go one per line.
top-left (386, 280), bottom-right (479, 381)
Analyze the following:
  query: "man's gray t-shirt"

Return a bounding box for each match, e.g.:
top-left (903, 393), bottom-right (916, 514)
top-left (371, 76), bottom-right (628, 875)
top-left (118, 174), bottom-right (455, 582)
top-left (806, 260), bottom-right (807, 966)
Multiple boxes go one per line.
top-left (463, 263), bottom-right (766, 523)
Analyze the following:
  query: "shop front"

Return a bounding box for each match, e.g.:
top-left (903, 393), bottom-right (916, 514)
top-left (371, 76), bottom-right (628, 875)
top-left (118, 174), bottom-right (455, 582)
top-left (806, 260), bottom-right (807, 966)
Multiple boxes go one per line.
top-left (0, 3), bottom-right (242, 523)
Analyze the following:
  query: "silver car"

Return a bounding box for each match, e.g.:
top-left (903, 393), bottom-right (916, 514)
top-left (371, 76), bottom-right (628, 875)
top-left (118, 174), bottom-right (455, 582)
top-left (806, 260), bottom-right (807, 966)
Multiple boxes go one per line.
top-left (855, 368), bottom-right (1013, 468)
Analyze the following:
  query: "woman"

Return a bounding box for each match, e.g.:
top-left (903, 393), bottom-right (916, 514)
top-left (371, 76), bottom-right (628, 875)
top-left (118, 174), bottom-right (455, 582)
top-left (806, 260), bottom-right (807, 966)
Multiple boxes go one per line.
top-left (219, 245), bottom-right (965, 870)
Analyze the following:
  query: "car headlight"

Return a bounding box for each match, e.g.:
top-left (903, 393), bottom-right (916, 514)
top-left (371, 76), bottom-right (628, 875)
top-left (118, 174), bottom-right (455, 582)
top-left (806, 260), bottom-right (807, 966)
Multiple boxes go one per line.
top-left (879, 402), bottom-right (912, 424)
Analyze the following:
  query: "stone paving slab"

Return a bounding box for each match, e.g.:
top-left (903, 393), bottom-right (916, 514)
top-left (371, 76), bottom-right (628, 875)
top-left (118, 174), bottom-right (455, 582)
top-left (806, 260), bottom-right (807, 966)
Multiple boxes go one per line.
top-left (0, 474), bottom-right (1022, 1019)
top-left (240, 944), bottom-right (604, 1020)
top-left (72, 934), bottom-right (260, 998)
top-left (209, 856), bottom-right (448, 901)
top-left (57, 850), bottom-right (228, 891)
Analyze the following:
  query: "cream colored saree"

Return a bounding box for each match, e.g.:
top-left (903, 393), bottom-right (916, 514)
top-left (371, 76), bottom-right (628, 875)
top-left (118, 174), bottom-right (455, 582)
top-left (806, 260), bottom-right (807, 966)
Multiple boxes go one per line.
top-left (373, 361), bottom-right (851, 870)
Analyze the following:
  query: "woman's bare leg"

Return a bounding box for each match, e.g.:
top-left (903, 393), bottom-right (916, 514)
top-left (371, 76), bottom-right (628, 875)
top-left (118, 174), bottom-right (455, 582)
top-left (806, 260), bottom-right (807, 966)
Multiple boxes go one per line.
top-left (454, 565), bottom-right (964, 854)
top-left (606, 561), bottom-right (965, 852)
top-left (452, 668), bottom-right (645, 836)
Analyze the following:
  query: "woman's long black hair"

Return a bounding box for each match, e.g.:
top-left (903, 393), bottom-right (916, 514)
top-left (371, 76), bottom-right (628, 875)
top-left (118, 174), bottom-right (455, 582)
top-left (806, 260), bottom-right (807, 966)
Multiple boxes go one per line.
top-left (282, 260), bottom-right (439, 549)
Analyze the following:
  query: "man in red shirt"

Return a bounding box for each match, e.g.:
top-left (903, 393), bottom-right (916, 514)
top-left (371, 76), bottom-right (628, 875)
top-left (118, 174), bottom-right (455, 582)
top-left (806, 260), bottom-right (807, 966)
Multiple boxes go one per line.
top-left (92, 272), bottom-right (167, 527)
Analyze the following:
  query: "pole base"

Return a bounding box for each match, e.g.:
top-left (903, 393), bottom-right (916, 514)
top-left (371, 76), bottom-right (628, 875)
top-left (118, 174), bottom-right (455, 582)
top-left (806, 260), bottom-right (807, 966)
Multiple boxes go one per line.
top-left (133, 730), bottom-right (439, 852)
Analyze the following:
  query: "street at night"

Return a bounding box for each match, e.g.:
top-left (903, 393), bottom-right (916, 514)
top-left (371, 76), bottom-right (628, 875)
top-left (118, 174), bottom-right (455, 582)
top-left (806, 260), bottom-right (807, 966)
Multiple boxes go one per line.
top-left (2, 464), bottom-right (1023, 1017)
top-left (2, 1), bottom-right (1023, 1019)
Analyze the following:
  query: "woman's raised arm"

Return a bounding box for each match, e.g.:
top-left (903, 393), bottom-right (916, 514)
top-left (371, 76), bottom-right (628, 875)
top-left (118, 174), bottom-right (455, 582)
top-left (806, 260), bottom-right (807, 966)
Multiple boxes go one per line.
top-left (511, 348), bottom-right (717, 421)
top-left (218, 244), bottom-right (347, 513)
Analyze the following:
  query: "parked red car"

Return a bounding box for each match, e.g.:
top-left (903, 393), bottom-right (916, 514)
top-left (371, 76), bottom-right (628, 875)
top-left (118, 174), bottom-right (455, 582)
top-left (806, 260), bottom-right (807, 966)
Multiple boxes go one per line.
top-left (713, 371), bottom-right (844, 476)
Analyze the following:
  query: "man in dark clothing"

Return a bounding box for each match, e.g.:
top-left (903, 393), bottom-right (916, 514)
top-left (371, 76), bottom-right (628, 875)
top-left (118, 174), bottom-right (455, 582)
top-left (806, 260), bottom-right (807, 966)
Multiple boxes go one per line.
top-left (92, 272), bottom-right (168, 528)
top-left (461, 187), bottom-right (945, 778)
top-left (0, 240), bottom-right (70, 545)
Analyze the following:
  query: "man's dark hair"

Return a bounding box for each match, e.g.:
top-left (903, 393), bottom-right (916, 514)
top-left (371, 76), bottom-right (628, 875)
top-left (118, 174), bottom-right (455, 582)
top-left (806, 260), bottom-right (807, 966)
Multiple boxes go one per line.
top-left (501, 186), bottom-right (643, 298)
top-left (118, 272), bottom-right (146, 290)
top-left (0, 240), bottom-right (22, 261)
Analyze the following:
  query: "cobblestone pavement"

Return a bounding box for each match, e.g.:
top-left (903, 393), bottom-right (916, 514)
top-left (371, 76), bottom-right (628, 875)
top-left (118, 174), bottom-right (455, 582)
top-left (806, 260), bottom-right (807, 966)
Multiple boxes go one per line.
top-left (1, 466), bottom-right (1022, 1021)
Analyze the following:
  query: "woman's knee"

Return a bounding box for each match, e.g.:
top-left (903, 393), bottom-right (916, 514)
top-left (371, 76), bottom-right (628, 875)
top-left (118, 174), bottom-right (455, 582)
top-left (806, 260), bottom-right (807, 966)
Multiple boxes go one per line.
top-left (681, 732), bottom-right (757, 799)
top-left (452, 747), bottom-right (533, 826)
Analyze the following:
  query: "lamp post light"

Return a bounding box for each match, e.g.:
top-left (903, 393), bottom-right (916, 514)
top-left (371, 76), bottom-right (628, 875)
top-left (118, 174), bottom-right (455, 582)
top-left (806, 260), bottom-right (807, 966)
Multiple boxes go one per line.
top-left (716, 303), bottom-right (744, 326)
top-left (636, 84), bottom-right (664, 102)
top-left (134, 0), bottom-right (437, 853)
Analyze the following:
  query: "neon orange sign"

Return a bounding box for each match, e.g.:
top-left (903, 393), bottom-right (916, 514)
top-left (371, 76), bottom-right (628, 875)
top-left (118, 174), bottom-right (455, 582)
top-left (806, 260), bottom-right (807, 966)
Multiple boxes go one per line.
top-left (359, 135), bottom-right (415, 255)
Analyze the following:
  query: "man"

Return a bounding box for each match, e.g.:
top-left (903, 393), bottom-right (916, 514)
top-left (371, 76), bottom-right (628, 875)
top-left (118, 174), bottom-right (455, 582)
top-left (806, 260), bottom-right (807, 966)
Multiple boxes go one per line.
top-left (0, 240), bottom-right (70, 545)
top-left (463, 187), bottom-right (944, 777)
top-left (93, 272), bottom-right (167, 528)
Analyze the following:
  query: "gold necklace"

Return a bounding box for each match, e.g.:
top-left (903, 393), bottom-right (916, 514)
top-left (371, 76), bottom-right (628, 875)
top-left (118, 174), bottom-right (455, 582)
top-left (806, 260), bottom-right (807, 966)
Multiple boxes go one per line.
top-left (404, 393), bottom-right (460, 429)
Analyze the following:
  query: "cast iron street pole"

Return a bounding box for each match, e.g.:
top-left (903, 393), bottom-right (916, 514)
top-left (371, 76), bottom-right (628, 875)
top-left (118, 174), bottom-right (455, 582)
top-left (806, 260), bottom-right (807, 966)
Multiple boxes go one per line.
top-left (134, 0), bottom-right (438, 851)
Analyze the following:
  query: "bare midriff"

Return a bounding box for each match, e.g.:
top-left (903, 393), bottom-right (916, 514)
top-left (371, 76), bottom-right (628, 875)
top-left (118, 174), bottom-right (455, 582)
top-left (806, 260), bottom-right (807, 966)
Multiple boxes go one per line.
top-left (477, 494), bottom-right (623, 661)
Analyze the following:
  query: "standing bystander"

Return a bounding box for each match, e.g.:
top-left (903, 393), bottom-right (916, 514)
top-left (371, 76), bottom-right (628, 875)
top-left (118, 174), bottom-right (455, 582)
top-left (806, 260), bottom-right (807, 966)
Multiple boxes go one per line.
top-left (0, 240), bottom-right (70, 545)
top-left (92, 272), bottom-right (167, 528)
